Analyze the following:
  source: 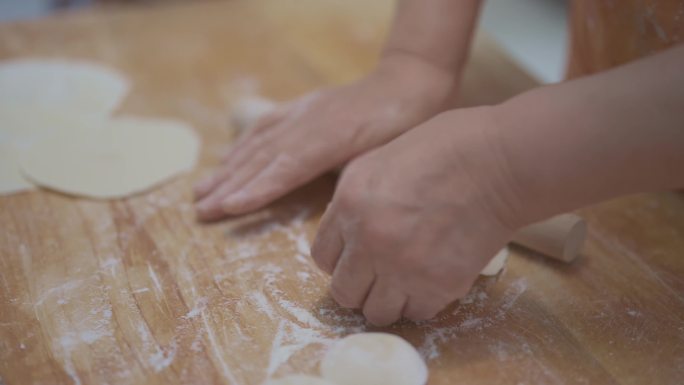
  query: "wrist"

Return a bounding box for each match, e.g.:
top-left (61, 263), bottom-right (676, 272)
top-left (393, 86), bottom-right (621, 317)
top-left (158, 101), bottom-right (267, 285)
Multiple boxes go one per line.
top-left (490, 88), bottom-right (600, 225)
top-left (434, 107), bottom-right (531, 231)
top-left (377, 50), bottom-right (459, 108)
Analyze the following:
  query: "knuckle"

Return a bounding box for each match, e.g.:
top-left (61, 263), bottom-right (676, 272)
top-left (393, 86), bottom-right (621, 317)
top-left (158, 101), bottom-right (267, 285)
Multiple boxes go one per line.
top-left (336, 167), bottom-right (367, 202)
top-left (336, 185), bottom-right (363, 209)
top-left (363, 220), bottom-right (397, 242)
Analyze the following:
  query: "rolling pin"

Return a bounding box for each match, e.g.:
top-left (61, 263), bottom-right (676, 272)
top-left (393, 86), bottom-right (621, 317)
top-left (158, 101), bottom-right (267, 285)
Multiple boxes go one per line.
top-left (511, 213), bottom-right (587, 262)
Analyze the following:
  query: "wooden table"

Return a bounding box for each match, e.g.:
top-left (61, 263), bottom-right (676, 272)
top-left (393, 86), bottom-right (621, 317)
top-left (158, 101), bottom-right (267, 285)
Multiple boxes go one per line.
top-left (1, 1), bottom-right (683, 384)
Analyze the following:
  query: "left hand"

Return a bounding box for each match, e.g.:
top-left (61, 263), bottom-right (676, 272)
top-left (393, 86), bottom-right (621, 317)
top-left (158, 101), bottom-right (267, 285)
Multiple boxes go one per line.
top-left (193, 56), bottom-right (455, 221)
top-left (311, 107), bottom-right (526, 326)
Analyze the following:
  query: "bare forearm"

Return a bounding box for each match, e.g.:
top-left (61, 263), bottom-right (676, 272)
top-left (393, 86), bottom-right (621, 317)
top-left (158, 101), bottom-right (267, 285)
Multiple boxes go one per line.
top-left (495, 44), bottom-right (684, 224)
top-left (381, 0), bottom-right (482, 78)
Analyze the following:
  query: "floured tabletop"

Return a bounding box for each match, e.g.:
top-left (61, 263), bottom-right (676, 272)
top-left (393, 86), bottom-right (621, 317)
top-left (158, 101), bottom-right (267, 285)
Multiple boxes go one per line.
top-left (1, 1), bottom-right (683, 384)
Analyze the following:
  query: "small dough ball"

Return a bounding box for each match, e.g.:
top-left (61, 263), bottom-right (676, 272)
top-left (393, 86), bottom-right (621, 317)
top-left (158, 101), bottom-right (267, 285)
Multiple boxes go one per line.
top-left (264, 375), bottom-right (336, 385)
top-left (230, 95), bottom-right (278, 132)
top-left (480, 247), bottom-right (509, 276)
top-left (321, 333), bottom-right (428, 385)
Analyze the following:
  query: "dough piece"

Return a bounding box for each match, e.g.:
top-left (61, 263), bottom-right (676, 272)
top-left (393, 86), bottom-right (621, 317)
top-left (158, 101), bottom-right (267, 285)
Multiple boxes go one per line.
top-left (1, 110), bottom-right (104, 150)
top-left (0, 144), bottom-right (34, 194)
top-left (263, 375), bottom-right (336, 385)
top-left (321, 333), bottom-right (428, 385)
top-left (480, 247), bottom-right (509, 276)
top-left (0, 59), bottom-right (130, 196)
top-left (20, 116), bottom-right (199, 199)
top-left (0, 59), bottom-right (129, 115)
top-left (230, 95), bottom-right (278, 132)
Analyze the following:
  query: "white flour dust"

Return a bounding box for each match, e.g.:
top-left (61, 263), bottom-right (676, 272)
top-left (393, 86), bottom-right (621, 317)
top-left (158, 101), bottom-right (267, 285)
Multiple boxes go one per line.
top-left (418, 278), bottom-right (529, 361)
top-left (15, 190), bottom-right (536, 385)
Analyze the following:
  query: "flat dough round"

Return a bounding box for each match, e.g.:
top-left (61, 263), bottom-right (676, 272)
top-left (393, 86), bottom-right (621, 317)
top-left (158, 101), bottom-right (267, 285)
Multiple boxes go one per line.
top-left (321, 333), bottom-right (428, 385)
top-left (0, 59), bottom-right (129, 115)
top-left (1, 110), bottom-right (105, 151)
top-left (0, 58), bottom-right (131, 196)
top-left (20, 116), bottom-right (199, 199)
top-left (263, 375), bottom-right (336, 385)
top-left (0, 144), bottom-right (34, 195)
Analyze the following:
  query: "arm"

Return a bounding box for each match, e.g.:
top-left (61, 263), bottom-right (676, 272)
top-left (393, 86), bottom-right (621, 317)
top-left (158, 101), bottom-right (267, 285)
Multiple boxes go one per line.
top-left (194, 0), bottom-right (483, 220)
top-left (381, 0), bottom-right (482, 100)
top-left (496, 44), bottom-right (684, 226)
top-left (311, 44), bottom-right (684, 326)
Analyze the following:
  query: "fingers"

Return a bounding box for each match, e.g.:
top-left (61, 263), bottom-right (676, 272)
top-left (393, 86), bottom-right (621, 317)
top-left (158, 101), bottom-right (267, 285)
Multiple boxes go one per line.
top-left (194, 107), bottom-right (287, 201)
top-left (195, 152), bottom-right (271, 221)
top-left (402, 295), bottom-right (444, 322)
top-left (362, 277), bottom-right (407, 326)
top-left (220, 106), bottom-right (290, 163)
top-left (194, 169), bottom-right (231, 203)
top-left (193, 134), bottom-right (266, 201)
top-left (220, 154), bottom-right (308, 215)
top-left (329, 247), bottom-right (375, 309)
top-left (402, 280), bottom-right (471, 322)
top-left (311, 206), bottom-right (344, 274)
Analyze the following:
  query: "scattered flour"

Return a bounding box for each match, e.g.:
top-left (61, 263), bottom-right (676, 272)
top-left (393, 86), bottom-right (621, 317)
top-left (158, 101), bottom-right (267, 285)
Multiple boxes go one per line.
top-left (21, 199), bottom-right (534, 384)
top-left (184, 297), bottom-right (208, 319)
top-left (149, 340), bottom-right (178, 372)
top-left (418, 278), bottom-right (529, 361)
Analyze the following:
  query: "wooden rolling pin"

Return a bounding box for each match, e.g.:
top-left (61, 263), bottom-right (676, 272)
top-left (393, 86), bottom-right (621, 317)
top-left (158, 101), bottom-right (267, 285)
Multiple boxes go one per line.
top-left (511, 213), bottom-right (587, 262)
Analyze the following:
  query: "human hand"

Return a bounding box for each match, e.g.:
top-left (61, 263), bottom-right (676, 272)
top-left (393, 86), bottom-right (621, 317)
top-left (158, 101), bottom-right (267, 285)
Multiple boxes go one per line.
top-left (311, 107), bottom-right (526, 326)
top-left (194, 56), bottom-right (455, 221)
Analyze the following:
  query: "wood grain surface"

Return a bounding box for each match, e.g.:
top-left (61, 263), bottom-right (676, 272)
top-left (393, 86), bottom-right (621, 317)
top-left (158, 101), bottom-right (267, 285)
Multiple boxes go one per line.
top-left (1, 1), bottom-right (683, 384)
top-left (567, 0), bottom-right (684, 78)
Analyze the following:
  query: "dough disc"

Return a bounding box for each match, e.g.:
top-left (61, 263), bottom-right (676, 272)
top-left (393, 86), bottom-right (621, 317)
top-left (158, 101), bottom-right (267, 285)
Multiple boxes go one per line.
top-left (20, 116), bottom-right (199, 199)
top-left (321, 333), bottom-right (428, 385)
top-left (0, 144), bottom-right (33, 195)
top-left (0, 58), bottom-right (129, 114)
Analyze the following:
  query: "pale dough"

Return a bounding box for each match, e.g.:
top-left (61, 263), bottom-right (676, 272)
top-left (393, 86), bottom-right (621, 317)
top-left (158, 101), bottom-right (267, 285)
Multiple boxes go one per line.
top-left (0, 59), bottom-right (199, 199)
top-left (263, 375), bottom-right (336, 385)
top-left (320, 333), bottom-right (428, 385)
top-left (20, 116), bottom-right (199, 199)
top-left (0, 59), bottom-right (129, 115)
top-left (1, 111), bottom-right (107, 152)
top-left (0, 143), bottom-right (33, 195)
top-left (480, 247), bottom-right (510, 276)
top-left (1, 114), bottom-right (113, 195)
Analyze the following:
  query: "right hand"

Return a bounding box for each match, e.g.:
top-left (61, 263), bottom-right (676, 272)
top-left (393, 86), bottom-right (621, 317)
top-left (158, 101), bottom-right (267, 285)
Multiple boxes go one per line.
top-left (194, 55), bottom-right (457, 220)
top-left (311, 107), bottom-right (523, 325)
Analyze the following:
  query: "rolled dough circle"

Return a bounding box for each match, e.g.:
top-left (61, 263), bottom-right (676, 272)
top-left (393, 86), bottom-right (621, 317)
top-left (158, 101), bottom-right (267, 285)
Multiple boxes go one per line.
top-left (0, 58), bottom-right (129, 114)
top-left (20, 116), bottom-right (199, 199)
top-left (0, 144), bottom-right (34, 195)
top-left (320, 333), bottom-right (428, 385)
top-left (263, 375), bottom-right (336, 385)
